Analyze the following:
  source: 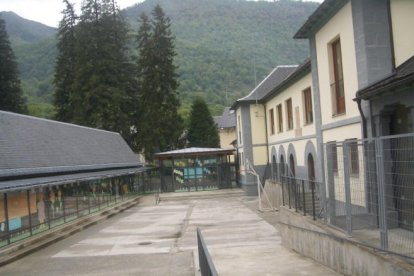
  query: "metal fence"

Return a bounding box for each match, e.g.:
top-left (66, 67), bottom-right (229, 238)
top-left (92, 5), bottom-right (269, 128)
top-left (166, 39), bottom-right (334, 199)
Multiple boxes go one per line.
top-left (197, 228), bottom-right (218, 276)
top-left (280, 176), bottom-right (322, 220)
top-left (323, 134), bottom-right (414, 257)
top-left (0, 167), bottom-right (160, 249)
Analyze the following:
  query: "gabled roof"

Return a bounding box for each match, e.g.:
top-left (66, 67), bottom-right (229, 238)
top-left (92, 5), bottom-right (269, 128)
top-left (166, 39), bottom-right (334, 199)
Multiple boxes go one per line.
top-left (356, 56), bottom-right (414, 100)
top-left (262, 59), bottom-right (311, 102)
top-left (0, 111), bottom-right (141, 180)
top-left (213, 107), bottom-right (236, 129)
top-left (294, 0), bottom-right (348, 39)
top-left (232, 65), bottom-right (298, 109)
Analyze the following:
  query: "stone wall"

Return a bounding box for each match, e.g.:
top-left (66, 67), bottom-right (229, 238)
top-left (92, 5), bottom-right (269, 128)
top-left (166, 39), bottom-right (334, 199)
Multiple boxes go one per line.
top-left (278, 207), bottom-right (414, 275)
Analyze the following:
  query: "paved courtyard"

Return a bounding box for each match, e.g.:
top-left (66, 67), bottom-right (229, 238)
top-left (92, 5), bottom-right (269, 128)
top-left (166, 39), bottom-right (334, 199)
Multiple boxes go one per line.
top-left (0, 189), bottom-right (338, 275)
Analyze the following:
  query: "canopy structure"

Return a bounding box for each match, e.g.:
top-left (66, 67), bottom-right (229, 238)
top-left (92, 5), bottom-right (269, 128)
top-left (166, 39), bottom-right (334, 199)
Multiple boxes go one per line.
top-left (155, 147), bottom-right (236, 192)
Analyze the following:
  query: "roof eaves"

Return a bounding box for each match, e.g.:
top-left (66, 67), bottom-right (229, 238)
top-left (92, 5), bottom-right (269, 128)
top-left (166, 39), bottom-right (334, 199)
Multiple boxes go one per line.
top-left (356, 56), bottom-right (414, 100)
top-left (262, 59), bottom-right (311, 102)
top-left (294, 0), bottom-right (348, 39)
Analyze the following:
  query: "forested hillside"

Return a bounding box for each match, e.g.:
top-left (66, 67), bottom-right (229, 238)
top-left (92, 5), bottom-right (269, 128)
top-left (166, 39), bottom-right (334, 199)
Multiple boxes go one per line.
top-left (1, 0), bottom-right (318, 118)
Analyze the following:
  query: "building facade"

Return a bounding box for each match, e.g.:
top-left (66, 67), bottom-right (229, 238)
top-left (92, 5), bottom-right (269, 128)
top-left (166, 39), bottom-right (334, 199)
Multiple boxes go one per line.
top-left (233, 0), bottom-right (414, 199)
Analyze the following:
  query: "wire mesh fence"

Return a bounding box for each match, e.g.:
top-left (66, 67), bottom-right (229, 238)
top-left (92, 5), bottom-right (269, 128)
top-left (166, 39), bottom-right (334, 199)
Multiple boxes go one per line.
top-left (323, 134), bottom-right (414, 257)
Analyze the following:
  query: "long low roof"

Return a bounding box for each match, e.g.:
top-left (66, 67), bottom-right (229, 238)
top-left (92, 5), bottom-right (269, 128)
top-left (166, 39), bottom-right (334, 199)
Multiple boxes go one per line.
top-left (0, 166), bottom-right (151, 192)
top-left (155, 147), bottom-right (234, 158)
top-left (0, 111), bottom-right (141, 180)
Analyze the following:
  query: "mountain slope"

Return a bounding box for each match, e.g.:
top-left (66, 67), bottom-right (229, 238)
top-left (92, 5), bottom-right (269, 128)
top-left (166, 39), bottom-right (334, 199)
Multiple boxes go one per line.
top-left (124, 0), bottom-right (318, 106)
top-left (0, 11), bottom-right (56, 44)
top-left (2, 0), bottom-right (319, 118)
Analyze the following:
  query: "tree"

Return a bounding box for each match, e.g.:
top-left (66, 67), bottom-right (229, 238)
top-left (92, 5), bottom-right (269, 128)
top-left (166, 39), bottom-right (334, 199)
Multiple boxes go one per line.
top-left (187, 97), bottom-right (220, 148)
top-left (135, 5), bottom-right (183, 160)
top-left (0, 17), bottom-right (27, 113)
top-left (70, 0), bottom-right (132, 135)
top-left (53, 0), bottom-right (77, 122)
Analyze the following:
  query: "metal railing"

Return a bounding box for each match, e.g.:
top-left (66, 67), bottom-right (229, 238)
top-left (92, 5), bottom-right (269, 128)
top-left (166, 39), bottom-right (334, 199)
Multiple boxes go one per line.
top-left (281, 176), bottom-right (322, 220)
top-left (197, 228), bottom-right (218, 276)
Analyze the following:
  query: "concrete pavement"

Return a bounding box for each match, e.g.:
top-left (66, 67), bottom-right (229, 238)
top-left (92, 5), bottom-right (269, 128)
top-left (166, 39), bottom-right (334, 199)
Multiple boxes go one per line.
top-left (0, 189), bottom-right (338, 275)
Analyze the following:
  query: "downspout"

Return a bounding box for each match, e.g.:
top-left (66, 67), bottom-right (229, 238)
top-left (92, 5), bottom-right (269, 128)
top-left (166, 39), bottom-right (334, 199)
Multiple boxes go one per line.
top-left (356, 98), bottom-right (367, 138)
top-left (263, 103), bottom-right (270, 184)
top-left (263, 103), bottom-right (270, 164)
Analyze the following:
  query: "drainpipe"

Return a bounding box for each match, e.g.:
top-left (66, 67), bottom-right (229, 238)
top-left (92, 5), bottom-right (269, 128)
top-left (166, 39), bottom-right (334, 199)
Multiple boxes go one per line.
top-left (263, 103), bottom-right (270, 164)
top-left (356, 98), bottom-right (367, 138)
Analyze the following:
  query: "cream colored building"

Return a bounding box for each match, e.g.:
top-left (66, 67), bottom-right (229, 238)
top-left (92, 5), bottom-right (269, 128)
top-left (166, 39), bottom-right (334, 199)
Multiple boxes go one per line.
top-left (213, 107), bottom-right (236, 150)
top-left (232, 66), bottom-right (299, 194)
top-left (233, 0), bottom-right (414, 205)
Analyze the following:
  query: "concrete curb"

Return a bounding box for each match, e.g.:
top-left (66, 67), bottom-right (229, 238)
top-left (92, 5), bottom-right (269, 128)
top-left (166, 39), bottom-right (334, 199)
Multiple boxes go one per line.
top-left (0, 196), bottom-right (142, 267)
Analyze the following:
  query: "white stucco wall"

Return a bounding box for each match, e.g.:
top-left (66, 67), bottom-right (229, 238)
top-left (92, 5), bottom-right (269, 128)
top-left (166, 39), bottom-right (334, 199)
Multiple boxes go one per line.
top-left (315, 2), bottom-right (360, 126)
top-left (265, 72), bottom-right (315, 144)
top-left (391, 0), bottom-right (414, 67)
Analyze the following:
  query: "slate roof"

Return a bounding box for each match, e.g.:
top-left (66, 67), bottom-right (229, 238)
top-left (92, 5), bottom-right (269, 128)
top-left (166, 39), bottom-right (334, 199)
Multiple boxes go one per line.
top-left (294, 0), bottom-right (348, 39)
top-left (233, 65), bottom-right (298, 108)
top-left (262, 59), bottom-right (311, 102)
top-left (213, 107), bottom-right (236, 129)
top-left (0, 111), bottom-right (141, 181)
top-left (356, 56), bottom-right (414, 100)
top-left (0, 167), bottom-right (149, 192)
top-left (155, 147), bottom-right (234, 158)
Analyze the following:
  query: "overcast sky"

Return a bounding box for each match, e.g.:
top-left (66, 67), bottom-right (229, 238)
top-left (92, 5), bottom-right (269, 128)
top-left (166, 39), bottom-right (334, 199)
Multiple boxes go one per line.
top-left (0, 0), bottom-right (322, 28)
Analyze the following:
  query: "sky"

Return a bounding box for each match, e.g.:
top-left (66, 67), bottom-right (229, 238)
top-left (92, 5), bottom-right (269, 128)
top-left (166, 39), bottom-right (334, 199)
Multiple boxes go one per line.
top-left (0, 0), bottom-right (322, 28)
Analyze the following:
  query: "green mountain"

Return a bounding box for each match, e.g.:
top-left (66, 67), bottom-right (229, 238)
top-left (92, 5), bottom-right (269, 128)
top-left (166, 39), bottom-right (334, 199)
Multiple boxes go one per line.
top-left (1, 0), bottom-right (319, 118)
top-left (0, 11), bottom-right (57, 117)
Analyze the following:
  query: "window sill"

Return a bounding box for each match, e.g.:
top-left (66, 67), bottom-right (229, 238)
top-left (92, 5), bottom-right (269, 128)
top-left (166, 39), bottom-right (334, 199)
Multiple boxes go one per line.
top-left (332, 112), bottom-right (346, 118)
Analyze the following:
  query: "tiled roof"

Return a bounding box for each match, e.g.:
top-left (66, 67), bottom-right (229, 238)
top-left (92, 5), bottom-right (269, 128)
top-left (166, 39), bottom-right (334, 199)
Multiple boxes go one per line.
top-left (213, 107), bottom-right (236, 129)
top-left (262, 59), bottom-right (311, 102)
top-left (237, 65), bottom-right (298, 104)
top-left (294, 0), bottom-right (348, 39)
top-left (0, 167), bottom-right (150, 192)
top-left (356, 56), bottom-right (414, 100)
top-left (0, 111), bottom-right (141, 180)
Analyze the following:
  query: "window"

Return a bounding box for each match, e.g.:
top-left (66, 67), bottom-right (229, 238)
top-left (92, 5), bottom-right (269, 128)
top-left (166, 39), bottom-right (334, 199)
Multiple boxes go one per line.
top-left (269, 108), bottom-right (275, 135)
top-left (277, 104), bottom-right (283, 132)
top-left (328, 142), bottom-right (338, 173)
top-left (303, 87), bottom-right (313, 124)
top-left (286, 98), bottom-right (293, 130)
top-left (347, 139), bottom-right (359, 174)
top-left (330, 38), bottom-right (345, 115)
top-left (237, 115), bottom-right (242, 144)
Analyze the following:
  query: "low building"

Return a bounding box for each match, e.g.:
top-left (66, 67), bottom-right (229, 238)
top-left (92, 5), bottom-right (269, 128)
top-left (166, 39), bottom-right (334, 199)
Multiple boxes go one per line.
top-left (0, 111), bottom-right (157, 248)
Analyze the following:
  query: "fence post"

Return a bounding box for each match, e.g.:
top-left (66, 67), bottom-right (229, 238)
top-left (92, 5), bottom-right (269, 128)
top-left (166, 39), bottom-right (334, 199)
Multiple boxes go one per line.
top-left (302, 180), bottom-right (306, 216)
top-left (343, 142), bottom-right (352, 235)
top-left (27, 190), bottom-right (33, 236)
top-left (281, 177), bottom-right (285, 206)
top-left (311, 181), bottom-right (316, 220)
top-left (375, 138), bottom-right (388, 250)
top-left (326, 143), bottom-right (336, 224)
top-left (288, 177), bottom-right (291, 209)
top-left (294, 179), bottom-right (298, 212)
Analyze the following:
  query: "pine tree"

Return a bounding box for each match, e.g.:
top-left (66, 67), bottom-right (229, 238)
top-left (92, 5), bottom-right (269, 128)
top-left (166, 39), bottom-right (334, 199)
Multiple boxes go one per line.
top-left (187, 97), bottom-right (220, 148)
top-left (0, 17), bottom-right (27, 113)
top-left (135, 5), bottom-right (183, 160)
top-left (71, 0), bottom-right (132, 135)
top-left (54, 0), bottom-right (77, 122)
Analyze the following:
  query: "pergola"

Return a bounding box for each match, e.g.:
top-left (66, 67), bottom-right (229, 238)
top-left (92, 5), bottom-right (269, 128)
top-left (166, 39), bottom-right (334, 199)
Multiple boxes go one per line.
top-left (155, 148), bottom-right (235, 192)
